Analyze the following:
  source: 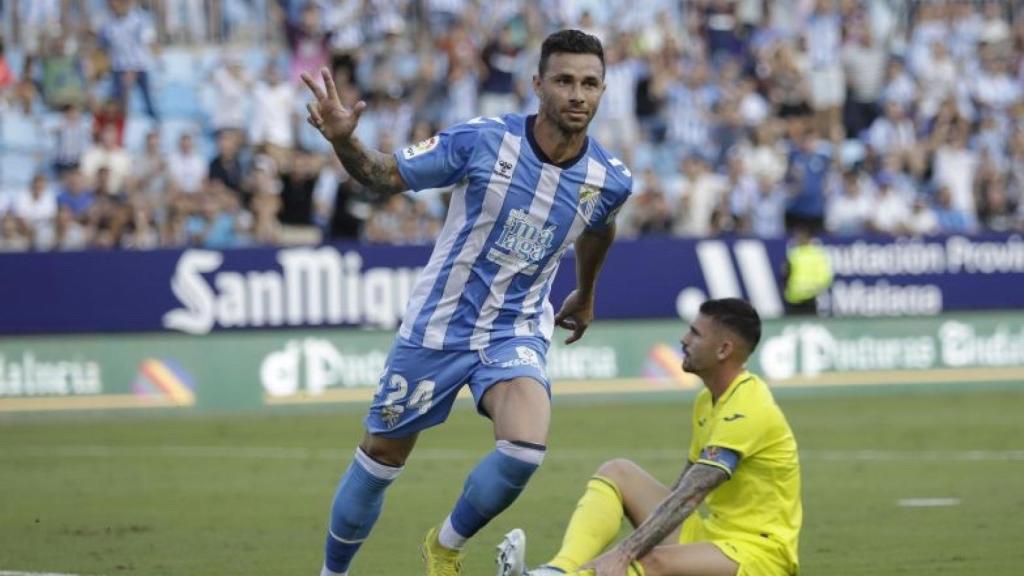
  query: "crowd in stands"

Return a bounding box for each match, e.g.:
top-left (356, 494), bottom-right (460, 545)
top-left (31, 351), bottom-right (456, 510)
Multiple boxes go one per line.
top-left (0, 0), bottom-right (1022, 252)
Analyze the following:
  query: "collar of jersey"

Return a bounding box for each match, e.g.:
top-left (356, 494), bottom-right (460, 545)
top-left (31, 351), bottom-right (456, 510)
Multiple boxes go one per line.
top-left (713, 371), bottom-right (754, 407)
top-left (525, 114), bottom-right (590, 170)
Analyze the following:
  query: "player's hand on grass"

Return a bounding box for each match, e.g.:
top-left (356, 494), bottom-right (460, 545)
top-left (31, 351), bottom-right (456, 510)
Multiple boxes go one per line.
top-left (301, 67), bottom-right (364, 143)
top-left (582, 548), bottom-right (633, 576)
top-left (554, 289), bottom-right (594, 345)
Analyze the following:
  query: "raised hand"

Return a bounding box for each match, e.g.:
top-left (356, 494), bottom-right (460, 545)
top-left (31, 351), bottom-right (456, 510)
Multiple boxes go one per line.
top-left (301, 67), bottom-right (365, 143)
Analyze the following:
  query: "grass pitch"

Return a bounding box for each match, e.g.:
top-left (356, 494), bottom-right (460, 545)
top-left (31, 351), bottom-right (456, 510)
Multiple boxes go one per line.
top-left (1, 385), bottom-right (1023, 575)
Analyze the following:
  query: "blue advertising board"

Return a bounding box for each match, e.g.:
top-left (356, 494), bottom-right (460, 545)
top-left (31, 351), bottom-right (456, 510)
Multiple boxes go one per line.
top-left (2, 234), bottom-right (1023, 334)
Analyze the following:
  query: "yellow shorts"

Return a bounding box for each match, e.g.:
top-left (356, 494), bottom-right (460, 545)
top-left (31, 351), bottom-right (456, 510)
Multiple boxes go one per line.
top-left (679, 516), bottom-right (794, 576)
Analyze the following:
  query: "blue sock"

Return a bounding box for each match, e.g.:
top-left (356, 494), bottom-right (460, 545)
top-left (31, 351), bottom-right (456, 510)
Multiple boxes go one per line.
top-left (323, 448), bottom-right (402, 574)
top-left (446, 440), bottom-right (545, 542)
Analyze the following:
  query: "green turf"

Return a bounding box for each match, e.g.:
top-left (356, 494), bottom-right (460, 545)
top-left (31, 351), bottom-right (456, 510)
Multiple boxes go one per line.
top-left (1, 387), bottom-right (1023, 575)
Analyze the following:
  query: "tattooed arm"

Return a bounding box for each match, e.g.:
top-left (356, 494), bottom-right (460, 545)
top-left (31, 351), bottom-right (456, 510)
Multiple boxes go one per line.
top-left (329, 135), bottom-right (406, 199)
top-left (619, 463), bottom-right (729, 560)
top-left (301, 67), bottom-right (406, 198)
top-left (586, 463), bottom-right (729, 575)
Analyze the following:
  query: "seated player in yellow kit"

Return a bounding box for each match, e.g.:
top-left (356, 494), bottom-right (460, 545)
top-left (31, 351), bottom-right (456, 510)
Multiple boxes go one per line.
top-left (496, 298), bottom-right (802, 576)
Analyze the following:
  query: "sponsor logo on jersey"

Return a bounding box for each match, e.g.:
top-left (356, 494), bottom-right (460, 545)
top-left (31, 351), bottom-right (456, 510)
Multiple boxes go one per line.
top-left (402, 135), bottom-right (439, 159)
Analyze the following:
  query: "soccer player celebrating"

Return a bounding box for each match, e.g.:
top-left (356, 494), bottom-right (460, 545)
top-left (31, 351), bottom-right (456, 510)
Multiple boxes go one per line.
top-left (497, 298), bottom-right (802, 576)
top-left (301, 29), bottom-right (632, 576)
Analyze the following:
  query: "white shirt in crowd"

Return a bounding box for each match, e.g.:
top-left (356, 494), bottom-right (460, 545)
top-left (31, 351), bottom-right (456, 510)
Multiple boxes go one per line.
top-left (167, 147), bottom-right (208, 195)
top-left (932, 145), bottom-right (979, 215)
top-left (80, 146), bottom-right (133, 194)
top-left (250, 80), bottom-right (297, 149)
top-left (209, 65), bottom-right (252, 132)
top-left (871, 187), bottom-right (912, 234)
top-left (12, 185), bottom-right (57, 247)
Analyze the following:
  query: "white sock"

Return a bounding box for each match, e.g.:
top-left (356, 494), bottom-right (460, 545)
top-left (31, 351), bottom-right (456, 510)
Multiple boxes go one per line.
top-left (437, 515), bottom-right (468, 550)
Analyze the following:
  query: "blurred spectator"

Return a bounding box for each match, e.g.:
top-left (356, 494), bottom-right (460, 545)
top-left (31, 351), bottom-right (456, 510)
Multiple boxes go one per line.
top-left (91, 99), bottom-right (127, 147)
top-left (51, 104), bottom-right (92, 174)
top-left (81, 123), bottom-right (133, 194)
top-left (120, 192), bottom-right (160, 249)
top-left (249, 62), bottom-right (297, 169)
top-left (478, 24), bottom-right (521, 118)
top-left (167, 131), bottom-right (208, 196)
top-left (674, 155), bottom-right (728, 237)
top-left (805, 0), bottom-right (845, 138)
top-left (906, 194), bottom-right (940, 237)
top-left (99, 0), bottom-right (159, 120)
top-left (38, 35), bottom-right (87, 109)
top-left (933, 184), bottom-right (976, 234)
top-left (784, 127), bottom-right (832, 234)
top-left (841, 19), bottom-right (886, 137)
top-left (0, 209), bottom-right (31, 251)
top-left (286, 2), bottom-right (330, 85)
top-left (869, 177), bottom-right (912, 236)
top-left (185, 191), bottom-right (244, 248)
top-left (932, 123), bottom-right (980, 218)
top-left (279, 149), bottom-right (319, 226)
top-left (825, 169), bottom-right (873, 236)
top-left (56, 169), bottom-right (96, 223)
top-left (246, 154), bottom-right (283, 245)
top-left (208, 130), bottom-right (246, 203)
top-left (865, 101), bottom-right (916, 158)
top-left (164, 0), bottom-right (207, 45)
top-left (628, 169), bottom-right (674, 236)
top-left (131, 130), bottom-right (170, 207)
top-left (0, 37), bottom-right (14, 92)
top-left (54, 203), bottom-right (90, 250)
top-left (313, 156), bottom-right (365, 241)
top-left (207, 54), bottom-right (253, 134)
top-left (879, 57), bottom-right (917, 110)
top-left (11, 173), bottom-right (58, 249)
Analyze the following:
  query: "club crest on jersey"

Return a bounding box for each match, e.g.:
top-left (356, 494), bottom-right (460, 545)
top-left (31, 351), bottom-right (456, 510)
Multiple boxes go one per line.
top-left (487, 208), bottom-right (555, 274)
top-left (578, 184), bottom-right (601, 221)
top-left (402, 135), bottom-right (439, 159)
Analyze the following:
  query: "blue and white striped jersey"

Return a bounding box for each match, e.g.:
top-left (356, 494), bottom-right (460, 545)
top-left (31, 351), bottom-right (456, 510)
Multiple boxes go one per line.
top-left (393, 113), bottom-right (633, 350)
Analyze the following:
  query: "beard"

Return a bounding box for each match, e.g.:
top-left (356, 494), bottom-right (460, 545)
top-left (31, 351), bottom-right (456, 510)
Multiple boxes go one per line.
top-left (542, 102), bottom-right (592, 136)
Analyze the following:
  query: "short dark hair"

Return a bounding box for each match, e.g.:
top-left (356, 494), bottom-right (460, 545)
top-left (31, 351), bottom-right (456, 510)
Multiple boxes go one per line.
top-left (538, 29), bottom-right (605, 77)
top-left (699, 298), bottom-right (762, 352)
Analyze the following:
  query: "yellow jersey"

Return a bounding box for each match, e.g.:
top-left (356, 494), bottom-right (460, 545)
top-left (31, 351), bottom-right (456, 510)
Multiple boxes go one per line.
top-left (686, 371), bottom-right (802, 574)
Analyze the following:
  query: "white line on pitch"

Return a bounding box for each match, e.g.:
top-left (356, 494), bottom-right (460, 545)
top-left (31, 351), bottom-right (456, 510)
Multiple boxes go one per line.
top-left (897, 498), bottom-right (961, 507)
top-left (0, 571), bottom-right (94, 576)
top-left (2, 446), bottom-right (1024, 462)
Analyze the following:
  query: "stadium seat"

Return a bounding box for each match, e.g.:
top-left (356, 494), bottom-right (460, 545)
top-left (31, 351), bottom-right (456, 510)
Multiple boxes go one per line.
top-left (0, 152), bottom-right (43, 189)
top-left (0, 113), bottom-right (46, 153)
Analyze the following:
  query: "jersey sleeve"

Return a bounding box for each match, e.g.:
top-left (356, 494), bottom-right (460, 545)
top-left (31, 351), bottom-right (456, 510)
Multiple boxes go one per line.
top-left (393, 121), bottom-right (484, 191)
top-left (695, 445), bottom-right (741, 477)
top-left (704, 407), bottom-right (770, 460)
top-left (586, 159), bottom-right (633, 231)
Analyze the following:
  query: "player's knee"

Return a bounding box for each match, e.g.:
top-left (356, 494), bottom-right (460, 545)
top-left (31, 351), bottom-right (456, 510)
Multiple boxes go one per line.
top-left (596, 458), bottom-right (641, 487)
top-left (359, 437), bottom-right (412, 468)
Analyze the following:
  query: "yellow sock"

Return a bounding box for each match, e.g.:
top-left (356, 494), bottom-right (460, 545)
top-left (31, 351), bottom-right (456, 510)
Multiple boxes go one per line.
top-left (548, 476), bottom-right (625, 573)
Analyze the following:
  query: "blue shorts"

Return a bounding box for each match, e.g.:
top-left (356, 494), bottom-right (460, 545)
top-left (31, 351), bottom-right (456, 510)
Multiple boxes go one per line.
top-left (365, 336), bottom-right (551, 438)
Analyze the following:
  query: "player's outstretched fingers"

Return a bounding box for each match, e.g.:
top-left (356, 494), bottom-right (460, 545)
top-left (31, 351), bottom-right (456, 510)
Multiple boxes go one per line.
top-left (300, 71), bottom-right (326, 101)
top-left (306, 102), bottom-right (323, 125)
top-left (321, 67), bottom-right (340, 102)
